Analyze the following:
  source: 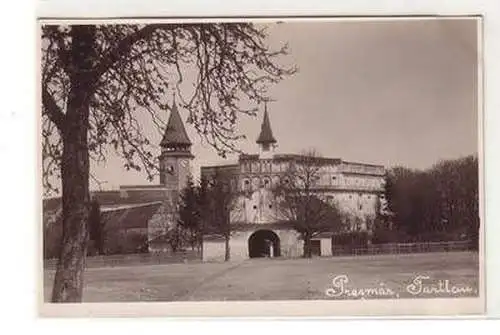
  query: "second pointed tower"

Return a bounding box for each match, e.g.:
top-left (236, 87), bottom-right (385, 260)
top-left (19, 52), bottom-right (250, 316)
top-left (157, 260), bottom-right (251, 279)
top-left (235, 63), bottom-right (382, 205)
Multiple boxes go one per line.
top-left (159, 100), bottom-right (194, 191)
top-left (256, 102), bottom-right (277, 158)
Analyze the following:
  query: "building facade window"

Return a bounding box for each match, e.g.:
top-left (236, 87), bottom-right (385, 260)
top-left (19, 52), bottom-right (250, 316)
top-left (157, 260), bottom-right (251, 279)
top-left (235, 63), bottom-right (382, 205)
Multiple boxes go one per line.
top-left (243, 178), bottom-right (251, 191)
top-left (252, 177), bottom-right (260, 189)
top-left (263, 178), bottom-right (271, 188)
top-left (252, 162), bottom-right (260, 173)
top-left (272, 176), bottom-right (280, 187)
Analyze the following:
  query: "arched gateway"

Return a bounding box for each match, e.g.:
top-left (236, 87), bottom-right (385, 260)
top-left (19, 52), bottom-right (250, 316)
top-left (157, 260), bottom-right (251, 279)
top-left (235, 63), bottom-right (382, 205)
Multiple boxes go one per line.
top-left (248, 230), bottom-right (281, 258)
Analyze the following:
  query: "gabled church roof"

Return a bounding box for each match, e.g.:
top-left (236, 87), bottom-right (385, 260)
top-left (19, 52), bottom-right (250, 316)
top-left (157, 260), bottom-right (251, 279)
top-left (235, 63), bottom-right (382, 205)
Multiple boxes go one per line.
top-left (160, 101), bottom-right (192, 147)
top-left (256, 103), bottom-right (277, 145)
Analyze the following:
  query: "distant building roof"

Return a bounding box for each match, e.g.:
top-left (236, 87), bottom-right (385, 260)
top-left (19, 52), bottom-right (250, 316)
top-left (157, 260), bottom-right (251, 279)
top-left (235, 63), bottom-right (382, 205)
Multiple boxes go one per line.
top-left (202, 153), bottom-right (385, 177)
top-left (160, 101), bottom-right (192, 147)
top-left (239, 154), bottom-right (260, 161)
top-left (43, 187), bottom-right (168, 219)
top-left (272, 154), bottom-right (342, 165)
top-left (89, 189), bottom-right (167, 206)
top-left (200, 161), bottom-right (239, 168)
top-left (43, 199), bottom-right (163, 231)
top-left (101, 202), bottom-right (162, 230)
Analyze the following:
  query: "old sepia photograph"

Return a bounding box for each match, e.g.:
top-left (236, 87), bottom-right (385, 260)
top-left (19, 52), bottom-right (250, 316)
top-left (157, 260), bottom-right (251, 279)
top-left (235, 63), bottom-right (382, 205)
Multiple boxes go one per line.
top-left (40, 17), bottom-right (483, 316)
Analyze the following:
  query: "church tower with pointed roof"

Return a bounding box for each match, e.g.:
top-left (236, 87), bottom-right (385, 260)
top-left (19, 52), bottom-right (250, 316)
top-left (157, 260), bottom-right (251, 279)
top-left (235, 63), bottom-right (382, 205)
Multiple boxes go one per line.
top-left (256, 102), bottom-right (277, 158)
top-left (159, 100), bottom-right (194, 191)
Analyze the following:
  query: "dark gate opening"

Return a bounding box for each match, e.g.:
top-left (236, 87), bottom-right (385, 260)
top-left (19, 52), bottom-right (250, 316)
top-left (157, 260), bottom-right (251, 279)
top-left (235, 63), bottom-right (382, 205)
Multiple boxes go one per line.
top-left (310, 240), bottom-right (321, 256)
top-left (248, 230), bottom-right (281, 258)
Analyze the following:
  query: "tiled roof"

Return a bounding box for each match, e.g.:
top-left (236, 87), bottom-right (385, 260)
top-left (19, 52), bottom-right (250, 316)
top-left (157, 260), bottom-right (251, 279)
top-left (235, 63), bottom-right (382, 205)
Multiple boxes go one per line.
top-left (42, 199), bottom-right (163, 231)
top-left (101, 202), bottom-right (162, 230)
top-left (91, 188), bottom-right (168, 206)
top-left (160, 102), bottom-right (192, 147)
top-left (315, 232), bottom-right (336, 238)
top-left (43, 188), bottom-right (167, 214)
top-left (42, 186), bottom-right (168, 231)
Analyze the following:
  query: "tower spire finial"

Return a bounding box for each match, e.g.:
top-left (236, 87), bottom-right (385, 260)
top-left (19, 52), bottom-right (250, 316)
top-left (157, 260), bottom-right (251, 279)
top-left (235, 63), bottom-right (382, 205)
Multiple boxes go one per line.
top-left (256, 101), bottom-right (277, 152)
top-left (160, 94), bottom-right (192, 148)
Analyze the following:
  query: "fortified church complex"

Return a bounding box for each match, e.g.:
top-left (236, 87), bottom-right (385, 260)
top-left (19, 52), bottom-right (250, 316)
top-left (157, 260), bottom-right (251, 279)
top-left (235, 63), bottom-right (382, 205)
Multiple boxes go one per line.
top-left (200, 105), bottom-right (386, 260)
top-left (43, 102), bottom-right (386, 261)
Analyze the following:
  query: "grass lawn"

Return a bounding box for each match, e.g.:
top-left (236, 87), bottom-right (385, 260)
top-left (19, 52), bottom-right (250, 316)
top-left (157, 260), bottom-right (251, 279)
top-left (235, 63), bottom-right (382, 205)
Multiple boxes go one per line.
top-left (43, 252), bottom-right (479, 302)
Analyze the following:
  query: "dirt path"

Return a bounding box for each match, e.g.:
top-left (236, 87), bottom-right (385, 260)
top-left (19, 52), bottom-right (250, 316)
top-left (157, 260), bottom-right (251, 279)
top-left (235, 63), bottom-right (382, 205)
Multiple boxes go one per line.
top-left (173, 261), bottom-right (246, 301)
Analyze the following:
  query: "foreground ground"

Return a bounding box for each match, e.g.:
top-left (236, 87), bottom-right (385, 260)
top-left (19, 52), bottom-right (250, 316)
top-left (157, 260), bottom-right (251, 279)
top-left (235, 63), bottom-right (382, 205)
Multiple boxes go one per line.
top-left (43, 252), bottom-right (479, 302)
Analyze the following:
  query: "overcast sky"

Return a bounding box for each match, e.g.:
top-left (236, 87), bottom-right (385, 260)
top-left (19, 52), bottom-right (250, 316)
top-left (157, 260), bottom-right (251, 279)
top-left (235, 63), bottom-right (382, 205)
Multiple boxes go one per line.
top-left (90, 18), bottom-right (479, 190)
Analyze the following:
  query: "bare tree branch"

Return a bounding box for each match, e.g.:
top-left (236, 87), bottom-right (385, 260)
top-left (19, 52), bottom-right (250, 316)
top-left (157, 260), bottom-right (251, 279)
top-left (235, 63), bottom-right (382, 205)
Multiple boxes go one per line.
top-left (42, 85), bottom-right (66, 134)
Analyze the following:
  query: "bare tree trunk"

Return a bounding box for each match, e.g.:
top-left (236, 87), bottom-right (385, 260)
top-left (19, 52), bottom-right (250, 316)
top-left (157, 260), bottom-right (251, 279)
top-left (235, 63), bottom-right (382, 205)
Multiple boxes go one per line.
top-left (303, 233), bottom-right (312, 258)
top-left (51, 101), bottom-right (91, 302)
top-left (198, 239), bottom-right (203, 260)
top-left (198, 231), bottom-right (204, 260)
top-left (191, 230), bottom-right (196, 251)
top-left (51, 26), bottom-right (95, 303)
top-left (224, 234), bottom-right (230, 262)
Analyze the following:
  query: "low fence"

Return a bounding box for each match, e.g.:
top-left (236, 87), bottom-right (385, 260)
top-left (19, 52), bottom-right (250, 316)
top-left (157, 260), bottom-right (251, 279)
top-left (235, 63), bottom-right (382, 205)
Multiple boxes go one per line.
top-left (44, 241), bottom-right (475, 269)
top-left (331, 240), bottom-right (473, 256)
top-left (44, 249), bottom-right (202, 270)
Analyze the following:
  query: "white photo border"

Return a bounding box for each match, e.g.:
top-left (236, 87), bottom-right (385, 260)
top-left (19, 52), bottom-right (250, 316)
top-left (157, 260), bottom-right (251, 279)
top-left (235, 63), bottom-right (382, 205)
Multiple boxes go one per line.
top-left (30, 0), bottom-right (500, 319)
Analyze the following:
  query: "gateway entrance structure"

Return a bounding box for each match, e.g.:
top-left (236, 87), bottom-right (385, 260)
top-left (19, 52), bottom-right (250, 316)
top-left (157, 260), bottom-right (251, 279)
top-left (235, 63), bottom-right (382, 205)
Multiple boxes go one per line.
top-left (248, 230), bottom-right (281, 258)
top-left (201, 105), bottom-right (386, 261)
